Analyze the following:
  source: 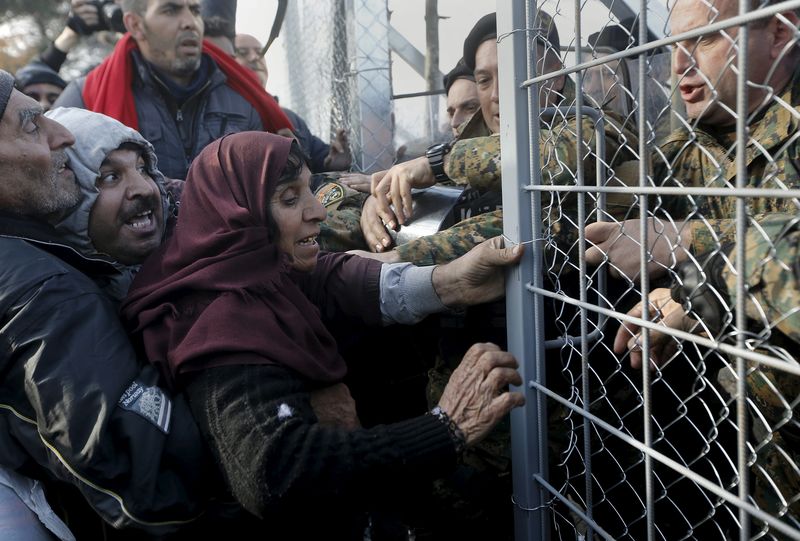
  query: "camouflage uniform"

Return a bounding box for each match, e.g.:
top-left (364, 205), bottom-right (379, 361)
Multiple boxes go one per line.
top-left (658, 68), bottom-right (800, 536)
top-left (393, 79), bottom-right (646, 539)
top-left (715, 213), bottom-right (800, 535)
top-left (656, 67), bottom-right (800, 256)
top-left (396, 78), bottom-right (641, 266)
top-left (312, 172), bottom-right (369, 252)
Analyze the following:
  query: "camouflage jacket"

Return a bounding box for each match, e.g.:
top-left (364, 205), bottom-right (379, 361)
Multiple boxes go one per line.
top-left (723, 213), bottom-right (800, 345)
top-left (717, 213), bottom-right (800, 526)
top-left (657, 67), bottom-right (800, 257)
top-left (398, 78), bottom-right (641, 265)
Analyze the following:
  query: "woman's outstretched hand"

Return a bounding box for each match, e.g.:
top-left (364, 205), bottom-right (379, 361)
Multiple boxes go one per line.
top-left (438, 342), bottom-right (525, 446)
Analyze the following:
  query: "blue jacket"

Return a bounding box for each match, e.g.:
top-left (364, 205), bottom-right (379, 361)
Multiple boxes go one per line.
top-left (54, 50), bottom-right (264, 180)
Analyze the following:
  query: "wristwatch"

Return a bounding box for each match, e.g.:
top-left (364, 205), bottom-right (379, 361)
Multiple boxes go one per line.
top-left (426, 142), bottom-right (452, 181)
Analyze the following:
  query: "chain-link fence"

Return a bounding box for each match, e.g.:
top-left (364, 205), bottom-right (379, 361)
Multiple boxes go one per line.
top-left (280, 0), bottom-right (460, 174)
top-left (500, 0), bottom-right (800, 539)
top-left (281, 0), bottom-right (397, 173)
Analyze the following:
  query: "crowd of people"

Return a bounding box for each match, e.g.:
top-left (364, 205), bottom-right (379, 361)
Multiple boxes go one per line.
top-left (0, 0), bottom-right (798, 539)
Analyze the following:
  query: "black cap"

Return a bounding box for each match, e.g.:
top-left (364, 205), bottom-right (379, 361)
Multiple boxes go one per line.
top-left (463, 13), bottom-right (497, 71)
top-left (463, 11), bottom-right (560, 71)
top-left (0, 70), bottom-right (14, 121)
top-left (15, 61), bottom-right (67, 91)
top-left (587, 17), bottom-right (659, 53)
top-left (443, 58), bottom-right (475, 95)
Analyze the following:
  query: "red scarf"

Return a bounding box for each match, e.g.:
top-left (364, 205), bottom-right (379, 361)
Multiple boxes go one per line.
top-left (82, 34), bottom-right (292, 133)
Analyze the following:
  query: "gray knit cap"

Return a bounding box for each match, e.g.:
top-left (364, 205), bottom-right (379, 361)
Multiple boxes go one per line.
top-left (0, 70), bottom-right (14, 122)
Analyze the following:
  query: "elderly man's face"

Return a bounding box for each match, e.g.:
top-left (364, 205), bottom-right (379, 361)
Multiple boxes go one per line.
top-left (0, 90), bottom-right (79, 219)
top-left (670, 0), bottom-right (775, 125)
top-left (89, 146), bottom-right (165, 265)
top-left (235, 34), bottom-right (269, 87)
top-left (126, 0), bottom-right (204, 86)
top-left (446, 78), bottom-right (480, 136)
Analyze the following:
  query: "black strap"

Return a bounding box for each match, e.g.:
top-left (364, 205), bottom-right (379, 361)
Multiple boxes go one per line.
top-left (260, 0), bottom-right (289, 56)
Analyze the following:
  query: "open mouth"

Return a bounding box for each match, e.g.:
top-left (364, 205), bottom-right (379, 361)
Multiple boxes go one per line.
top-left (126, 210), bottom-right (154, 230)
top-left (679, 84), bottom-right (704, 102)
top-left (297, 235), bottom-right (318, 246)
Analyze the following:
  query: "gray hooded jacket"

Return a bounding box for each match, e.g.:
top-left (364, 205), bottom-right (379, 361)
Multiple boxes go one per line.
top-left (45, 107), bottom-right (171, 301)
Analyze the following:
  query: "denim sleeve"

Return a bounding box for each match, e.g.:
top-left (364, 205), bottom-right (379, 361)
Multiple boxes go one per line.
top-left (378, 263), bottom-right (446, 325)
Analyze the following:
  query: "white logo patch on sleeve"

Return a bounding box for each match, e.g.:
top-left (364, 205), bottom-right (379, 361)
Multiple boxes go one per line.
top-left (118, 381), bottom-right (172, 434)
top-left (277, 403), bottom-right (293, 420)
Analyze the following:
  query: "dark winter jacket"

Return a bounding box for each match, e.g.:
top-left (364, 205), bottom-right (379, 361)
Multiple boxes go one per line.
top-left (54, 50), bottom-right (264, 180)
top-left (0, 213), bottom-right (213, 535)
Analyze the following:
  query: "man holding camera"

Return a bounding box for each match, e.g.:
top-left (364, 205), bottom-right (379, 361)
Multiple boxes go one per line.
top-left (54, 0), bottom-right (294, 180)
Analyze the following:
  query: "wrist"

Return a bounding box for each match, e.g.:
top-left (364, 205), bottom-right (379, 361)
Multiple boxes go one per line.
top-left (54, 28), bottom-right (79, 52)
top-left (430, 405), bottom-right (466, 454)
top-left (676, 220), bottom-right (694, 263)
top-left (431, 264), bottom-right (460, 308)
top-left (426, 142), bottom-right (452, 181)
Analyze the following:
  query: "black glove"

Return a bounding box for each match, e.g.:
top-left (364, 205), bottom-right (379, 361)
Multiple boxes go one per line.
top-left (670, 247), bottom-right (732, 336)
top-left (66, 1), bottom-right (105, 35)
top-left (100, 1), bottom-right (126, 33)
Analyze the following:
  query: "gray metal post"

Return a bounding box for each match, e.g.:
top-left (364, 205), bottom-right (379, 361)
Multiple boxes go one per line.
top-left (735, 0), bottom-right (751, 537)
top-left (498, 1), bottom-right (547, 540)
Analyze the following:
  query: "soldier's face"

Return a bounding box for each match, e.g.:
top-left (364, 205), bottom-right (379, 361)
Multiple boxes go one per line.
top-left (670, 0), bottom-right (775, 125)
top-left (475, 39), bottom-right (500, 133)
top-left (270, 166), bottom-right (327, 274)
top-left (446, 78), bottom-right (480, 136)
top-left (0, 90), bottom-right (79, 220)
top-left (89, 147), bottom-right (165, 265)
top-left (126, 0), bottom-right (204, 85)
top-left (584, 55), bottom-right (626, 111)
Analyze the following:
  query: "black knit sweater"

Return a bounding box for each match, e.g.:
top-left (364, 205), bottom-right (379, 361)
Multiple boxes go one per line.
top-left (183, 363), bottom-right (457, 535)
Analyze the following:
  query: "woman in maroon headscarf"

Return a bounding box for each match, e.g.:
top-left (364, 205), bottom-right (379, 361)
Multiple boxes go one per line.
top-left (121, 131), bottom-right (523, 536)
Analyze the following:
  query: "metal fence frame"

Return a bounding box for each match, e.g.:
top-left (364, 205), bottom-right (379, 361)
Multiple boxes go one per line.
top-left (499, 0), bottom-right (800, 539)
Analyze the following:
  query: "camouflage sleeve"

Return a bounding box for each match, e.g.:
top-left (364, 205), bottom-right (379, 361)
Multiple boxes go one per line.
top-left (442, 120), bottom-right (595, 195)
top-left (687, 218), bottom-right (737, 256)
top-left (444, 136), bottom-right (502, 192)
top-left (718, 213), bottom-right (800, 520)
top-left (721, 213), bottom-right (800, 344)
top-left (394, 210), bottom-right (504, 266)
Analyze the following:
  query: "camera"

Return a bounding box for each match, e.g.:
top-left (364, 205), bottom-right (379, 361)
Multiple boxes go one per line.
top-left (98, 1), bottom-right (126, 34)
top-left (68, 1), bottom-right (126, 35)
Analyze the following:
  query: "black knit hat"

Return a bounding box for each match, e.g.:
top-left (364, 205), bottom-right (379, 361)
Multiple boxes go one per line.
top-left (463, 13), bottom-right (496, 71)
top-left (443, 58), bottom-right (475, 95)
top-left (463, 11), bottom-right (560, 71)
top-left (15, 61), bottom-right (67, 91)
top-left (587, 17), bottom-right (661, 53)
top-left (0, 70), bottom-right (14, 122)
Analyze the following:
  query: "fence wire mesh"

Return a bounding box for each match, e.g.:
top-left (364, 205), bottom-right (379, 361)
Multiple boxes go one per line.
top-left (499, 0), bottom-right (800, 539)
top-left (280, 0), bottom-right (455, 174)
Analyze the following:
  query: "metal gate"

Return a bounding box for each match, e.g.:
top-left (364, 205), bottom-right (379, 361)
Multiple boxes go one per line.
top-left (499, 0), bottom-right (800, 539)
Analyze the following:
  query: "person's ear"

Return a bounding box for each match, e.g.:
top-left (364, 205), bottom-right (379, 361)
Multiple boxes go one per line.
top-left (770, 11), bottom-right (800, 60)
top-left (123, 12), bottom-right (145, 40)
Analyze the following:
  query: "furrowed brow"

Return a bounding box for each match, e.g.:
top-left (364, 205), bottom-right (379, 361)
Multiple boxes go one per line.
top-left (18, 107), bottom-right (43, 127)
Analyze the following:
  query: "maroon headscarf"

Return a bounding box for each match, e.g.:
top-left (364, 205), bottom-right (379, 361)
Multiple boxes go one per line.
top-left (121, 131), bottom-right (345, 388)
